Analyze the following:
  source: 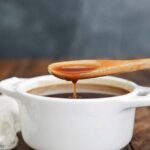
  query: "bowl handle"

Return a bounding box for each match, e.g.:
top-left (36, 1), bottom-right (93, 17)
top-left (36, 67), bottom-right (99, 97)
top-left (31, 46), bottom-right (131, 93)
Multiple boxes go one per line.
top-left (0, 77), bottom-right (25, 98)
top-left (122, 86), bottom-right (150, 109)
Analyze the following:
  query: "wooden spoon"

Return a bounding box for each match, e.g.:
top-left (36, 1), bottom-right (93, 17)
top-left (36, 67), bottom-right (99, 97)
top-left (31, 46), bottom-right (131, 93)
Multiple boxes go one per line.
top-left (48, 58), bottom-right (150, 81)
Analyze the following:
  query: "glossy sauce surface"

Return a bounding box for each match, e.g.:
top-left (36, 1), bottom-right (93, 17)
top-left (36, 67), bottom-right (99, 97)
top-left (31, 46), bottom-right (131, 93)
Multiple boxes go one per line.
top-left (44, 92), bottom-right (120, 99)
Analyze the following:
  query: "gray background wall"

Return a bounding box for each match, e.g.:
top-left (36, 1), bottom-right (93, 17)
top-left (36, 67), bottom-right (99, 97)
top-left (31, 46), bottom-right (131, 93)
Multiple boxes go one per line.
top-left (0, 0), bottom-right (150, 59)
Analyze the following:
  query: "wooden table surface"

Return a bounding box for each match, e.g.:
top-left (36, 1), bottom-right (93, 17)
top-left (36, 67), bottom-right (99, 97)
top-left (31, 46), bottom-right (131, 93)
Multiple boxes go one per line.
top-left (1, 59), bottom-right (150, 150)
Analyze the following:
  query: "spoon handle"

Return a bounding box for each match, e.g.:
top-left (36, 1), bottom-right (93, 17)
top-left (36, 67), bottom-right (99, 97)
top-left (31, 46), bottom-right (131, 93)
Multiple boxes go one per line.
top-left (126, 58), bottom-right (150, 70)
top-left (96, 58), bottom-right (150, 76)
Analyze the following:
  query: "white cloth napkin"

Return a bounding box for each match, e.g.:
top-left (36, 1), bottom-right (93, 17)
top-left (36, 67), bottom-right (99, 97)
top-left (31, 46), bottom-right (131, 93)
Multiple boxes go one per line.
top-left (0, 95), bottom-right (20, 150)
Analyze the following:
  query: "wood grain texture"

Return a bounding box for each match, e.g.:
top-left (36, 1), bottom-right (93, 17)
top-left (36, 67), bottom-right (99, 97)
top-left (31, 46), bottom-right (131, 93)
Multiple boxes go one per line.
top-left (0, 59), bottom-right (150, 150)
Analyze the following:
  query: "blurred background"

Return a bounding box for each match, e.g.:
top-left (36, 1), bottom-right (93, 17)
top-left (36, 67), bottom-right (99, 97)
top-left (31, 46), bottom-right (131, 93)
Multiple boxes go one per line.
top-left (0, 0), bottom-right (150, 59)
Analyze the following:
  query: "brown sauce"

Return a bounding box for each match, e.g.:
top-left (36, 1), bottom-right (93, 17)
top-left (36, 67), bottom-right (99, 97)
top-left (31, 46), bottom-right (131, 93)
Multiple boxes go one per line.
top-left (28, 84), bottom-right (129, 99)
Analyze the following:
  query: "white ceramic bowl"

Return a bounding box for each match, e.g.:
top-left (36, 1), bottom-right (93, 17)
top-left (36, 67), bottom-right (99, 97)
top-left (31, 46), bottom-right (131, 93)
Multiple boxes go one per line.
top-left (0, 75), bottom-right (150, 150)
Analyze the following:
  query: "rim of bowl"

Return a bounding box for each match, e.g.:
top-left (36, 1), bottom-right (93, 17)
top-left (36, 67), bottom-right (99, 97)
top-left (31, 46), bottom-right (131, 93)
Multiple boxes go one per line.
top-left (16, 75), bottom-right (139, 103)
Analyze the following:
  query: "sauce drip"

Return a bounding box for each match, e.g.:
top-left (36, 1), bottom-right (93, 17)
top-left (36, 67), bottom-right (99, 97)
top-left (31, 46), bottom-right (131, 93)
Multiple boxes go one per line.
top-left (72, 80), bottom-right (77, 98)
